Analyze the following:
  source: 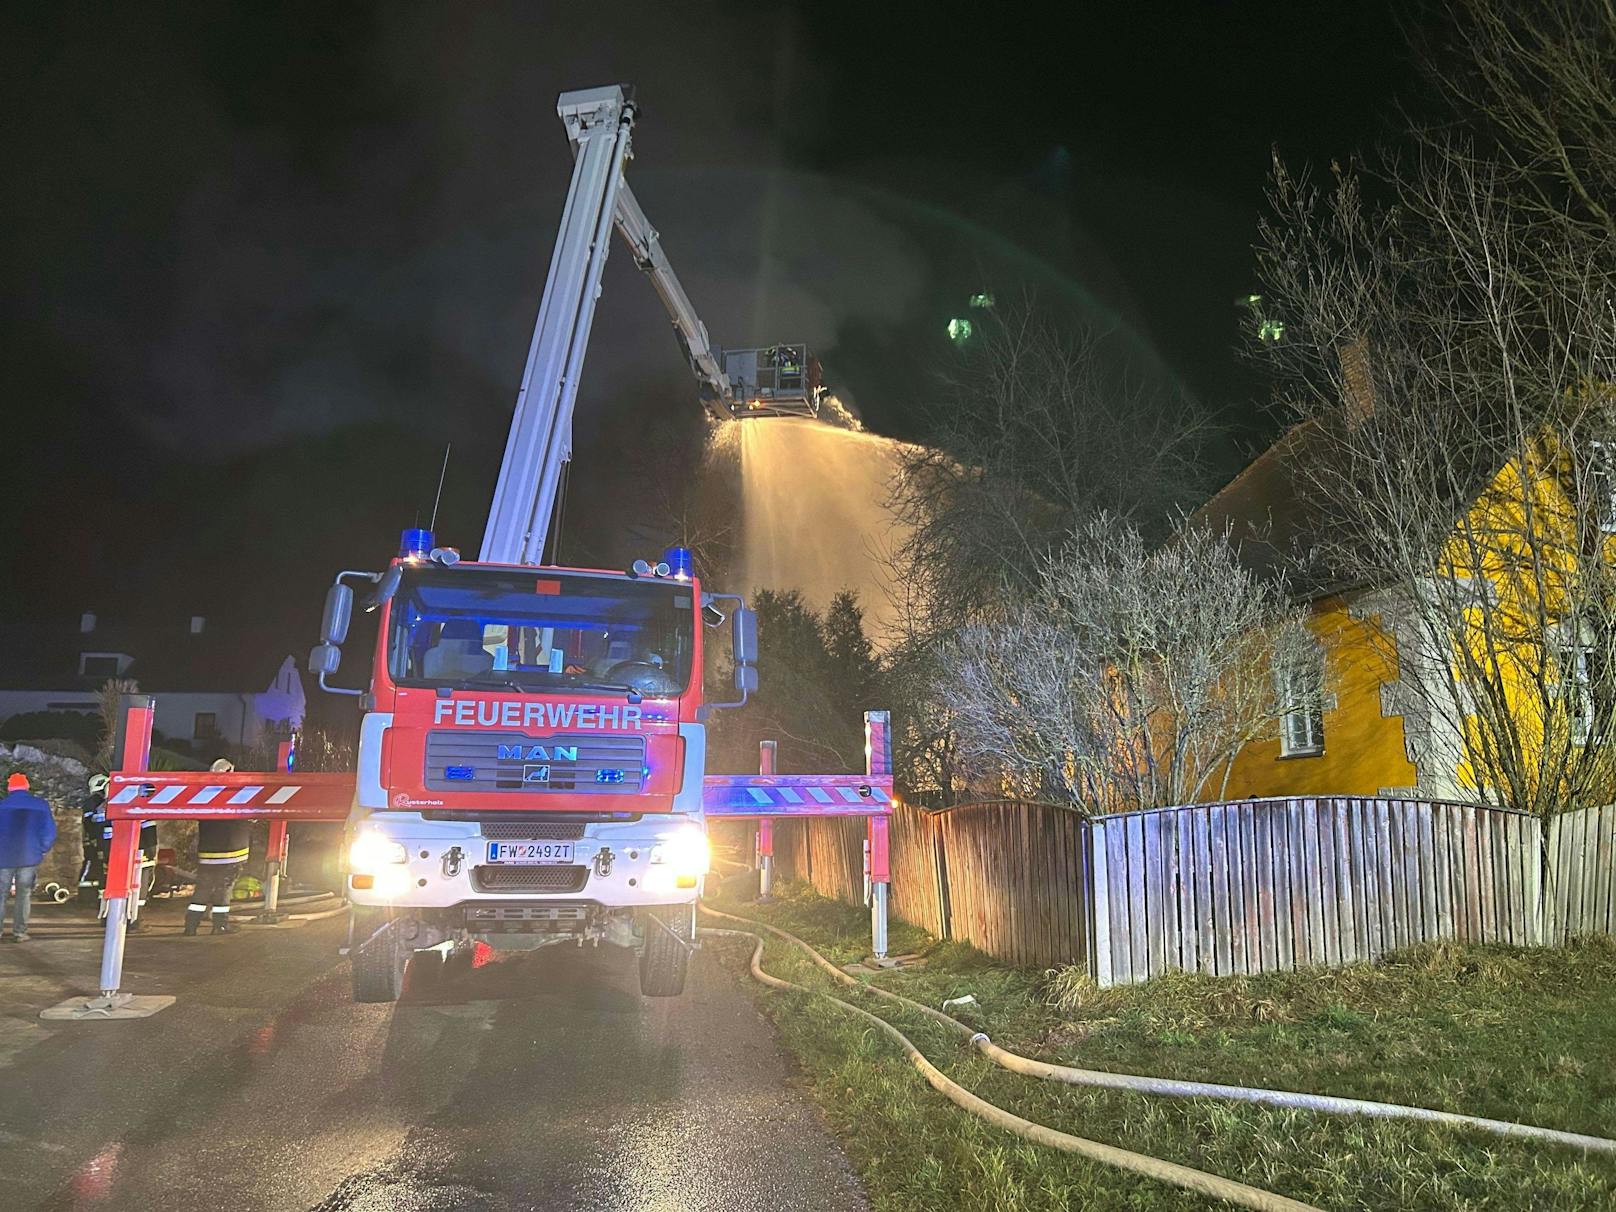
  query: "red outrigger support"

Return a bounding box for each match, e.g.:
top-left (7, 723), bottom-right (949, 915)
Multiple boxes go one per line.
top-left (78, 698), bottom-right (894, 1012)
top-left (702, 711), bottom-right (894, 958)
top-left (84, 695), bottom-right (352, 1012)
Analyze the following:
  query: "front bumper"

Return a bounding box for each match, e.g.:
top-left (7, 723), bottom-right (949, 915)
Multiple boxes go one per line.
top-left (344, 811), bottom-right (705, 910)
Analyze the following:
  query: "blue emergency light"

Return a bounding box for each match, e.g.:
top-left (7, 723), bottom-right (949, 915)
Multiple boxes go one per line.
top-left (399, 528), bottom-right (434, 559)
top-left (663, 546), bottom-right (694, 580)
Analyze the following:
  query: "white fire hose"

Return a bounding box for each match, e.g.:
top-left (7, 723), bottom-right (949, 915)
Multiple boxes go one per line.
top-left (700, 904), bottom-right (1616, 1195)
top-left (701, 924), bottom-right (1319, 1212)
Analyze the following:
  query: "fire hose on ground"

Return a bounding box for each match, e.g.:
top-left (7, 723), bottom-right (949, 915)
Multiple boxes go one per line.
top-left (699, 905), bottom-right (1616, 1205)
top-left (699, 921), bottom-right (1319, 1212)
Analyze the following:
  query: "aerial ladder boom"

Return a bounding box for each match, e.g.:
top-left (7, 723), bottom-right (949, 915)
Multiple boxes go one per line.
top-left (480, 85), bottom-right (635, 567)
top-left (613, 185), bottom-right (737, 419)
top-left (480, 83), bottom-right (822, 569)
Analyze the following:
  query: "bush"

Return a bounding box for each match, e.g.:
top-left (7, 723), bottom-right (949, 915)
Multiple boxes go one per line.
top-left (0, 710), bottom-right (101, 745)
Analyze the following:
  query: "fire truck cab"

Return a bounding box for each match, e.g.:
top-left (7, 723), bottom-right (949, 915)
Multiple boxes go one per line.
top-left (312, 536), bottom-right (756, 1001)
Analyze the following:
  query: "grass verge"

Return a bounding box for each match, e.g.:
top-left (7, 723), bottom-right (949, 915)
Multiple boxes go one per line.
top-left (705, 879), bottom-right (1616, 1211)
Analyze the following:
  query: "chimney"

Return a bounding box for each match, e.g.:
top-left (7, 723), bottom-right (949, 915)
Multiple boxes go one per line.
top-left (80, 611), bottom-right (96, 634)
top-left (189, 615), bottom-right (206, 635)
top-left (1340, 338), bottom-right (1375, 430)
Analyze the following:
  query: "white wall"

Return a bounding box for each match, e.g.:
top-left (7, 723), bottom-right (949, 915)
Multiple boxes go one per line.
top-left (0, 689), bottom-right (266, 746)
top-left (152, 693), bottom-right (262, 747)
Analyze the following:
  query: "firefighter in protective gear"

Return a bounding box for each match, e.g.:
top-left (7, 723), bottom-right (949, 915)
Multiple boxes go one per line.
top-left (79, 774), bottom-right (110, 892)
top-left (186, 759), bottom-right (251, 936)
top-left (82, 773), bottom-right (158, 925)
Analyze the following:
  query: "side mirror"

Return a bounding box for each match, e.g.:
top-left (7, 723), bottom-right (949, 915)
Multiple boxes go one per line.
top-left (732, 606), bottom-right (758, 666)
top-left (321, 584), bottom-right (354, 645)
top-left (701, 595), bottom-right (757, 712)
top-left (308, 643), bottom-right (342, 676)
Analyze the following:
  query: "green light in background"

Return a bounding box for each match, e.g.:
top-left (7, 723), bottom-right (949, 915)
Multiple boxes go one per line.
top-left (947, 317), bottom-right (973, 344)
top-left (969, 292), bottom-right (995, 309)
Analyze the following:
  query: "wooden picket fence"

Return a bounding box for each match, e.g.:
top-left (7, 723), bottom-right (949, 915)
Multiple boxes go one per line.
top-left (769, 801), bottom-right (1091, 967)
top-left (757, 795), bottom-right (1616, 985)
top-left (1545, 803), bottom-right (1616, 944)
top-left (933, 801), bottom-right (1091, 967)
top-left (1090, 798), bottom-right (1540, 985)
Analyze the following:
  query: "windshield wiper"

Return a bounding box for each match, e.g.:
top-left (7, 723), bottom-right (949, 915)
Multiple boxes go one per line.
top-left (434, 675), bottom-right (643, 701)
top-left (566, 680), bottom-right (645, 703)
top-left (440, 675), bottom-right (526, 694)
top-left (428, 672), bottom-right (650, 703)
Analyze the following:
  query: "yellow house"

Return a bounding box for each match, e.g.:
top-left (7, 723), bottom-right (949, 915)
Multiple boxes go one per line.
top-left (1194, 420), bottom-right (1610, 811)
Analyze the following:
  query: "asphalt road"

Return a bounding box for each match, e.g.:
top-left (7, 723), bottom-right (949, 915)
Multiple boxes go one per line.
top-left (0, 901), bottom-right (868, 1212)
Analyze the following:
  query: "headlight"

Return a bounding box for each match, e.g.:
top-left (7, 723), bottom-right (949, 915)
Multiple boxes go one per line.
top-left (650, 828), bottom-right (711, 877)
top-left (348, 831), bottom-right (408, 874)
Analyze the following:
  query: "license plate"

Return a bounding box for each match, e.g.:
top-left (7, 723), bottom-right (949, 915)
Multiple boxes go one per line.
top-left (485, 841), bottom-right (575, 864)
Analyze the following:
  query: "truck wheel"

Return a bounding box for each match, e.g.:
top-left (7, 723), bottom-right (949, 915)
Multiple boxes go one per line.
top-left (351, 910), bottom-right (407, 1003)
top-left (639, 906), bottom-right (692, 997)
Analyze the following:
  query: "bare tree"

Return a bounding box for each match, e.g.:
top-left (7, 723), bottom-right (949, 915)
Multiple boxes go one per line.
top-left (1425, 0), bottom-right (1616, 246)
top-left (947, 518), bottom-right (1317, 814)
top-left (880, 304), bottom-right (1218, 799)
top-left (887, 304), bottom-right (1216, 639)
top-left (1253, 0), bottom-right (1616, 815)
top-left (882, 635), bottom-right (972, 804)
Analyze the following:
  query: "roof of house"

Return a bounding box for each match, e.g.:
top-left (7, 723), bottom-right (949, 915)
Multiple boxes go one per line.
top-left (1190, 414), bottom-right (1523, 603)
top-left (0, 617), bottom-right (298, 695)
top-left (1187, 421), bottom-right (1352, 601)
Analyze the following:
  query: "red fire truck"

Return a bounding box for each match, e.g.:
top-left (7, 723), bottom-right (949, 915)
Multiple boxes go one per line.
top-left (306, 85), bottom-right (823, 1001)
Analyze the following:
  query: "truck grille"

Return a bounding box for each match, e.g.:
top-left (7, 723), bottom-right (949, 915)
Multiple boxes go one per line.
top-left (425, 732), bottom-right (646, 794)
top-left (470, 864), bottom-right (589, 894)
top-left (480, 821), bottom-right (587, 841)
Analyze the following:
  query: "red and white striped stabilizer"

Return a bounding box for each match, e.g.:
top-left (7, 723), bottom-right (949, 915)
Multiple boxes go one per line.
top-left (701, 774), bottom-right (894, 818)
top-left (105, 772), bottom-right (356, 821)
top-left (704, 709), bottom-right (895, 819)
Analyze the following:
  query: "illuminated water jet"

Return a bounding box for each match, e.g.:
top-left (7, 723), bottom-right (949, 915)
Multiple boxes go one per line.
top-left (717, 418), bottom-right (911, 644)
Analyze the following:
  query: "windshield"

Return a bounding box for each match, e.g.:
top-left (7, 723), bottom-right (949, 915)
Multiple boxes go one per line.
top-left (388, 567), bottom-right (694, 697)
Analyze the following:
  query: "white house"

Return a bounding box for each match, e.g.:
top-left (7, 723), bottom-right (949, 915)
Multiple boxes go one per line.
top-left (0, 612), bottom-right (305, 749)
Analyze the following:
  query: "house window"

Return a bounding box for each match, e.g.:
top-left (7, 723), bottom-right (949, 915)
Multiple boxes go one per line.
top-left (79, 652), bottom-right (132, 678)
top-left (194, 712), bottom-right (220, 740)
top-left (1277, 651), bottom-right (1325, 757)
top-left (1591, 442), bottom-right (1616, 532)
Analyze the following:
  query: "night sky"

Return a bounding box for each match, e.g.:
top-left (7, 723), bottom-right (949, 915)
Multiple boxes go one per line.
top-left (2, 1), bottom-right (1428, 650)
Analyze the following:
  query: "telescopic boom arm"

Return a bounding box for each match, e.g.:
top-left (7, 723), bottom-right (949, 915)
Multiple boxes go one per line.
top-left (613, 185), bottom-right (737, 419)
top-left (479, 83), bottom-right (819, 569)
top-left (480, 85), bottom-right (636, 568)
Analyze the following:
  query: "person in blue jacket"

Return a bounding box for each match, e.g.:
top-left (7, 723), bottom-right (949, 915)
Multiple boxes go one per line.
top-left (0, 771), bottom-right (58, 943)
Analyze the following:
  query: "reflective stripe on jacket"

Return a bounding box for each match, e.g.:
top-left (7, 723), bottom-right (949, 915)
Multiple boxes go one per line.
top-left (196, 820), bottom-right (251, 866)
top-left (198, 847), bottom-right (249, 865)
